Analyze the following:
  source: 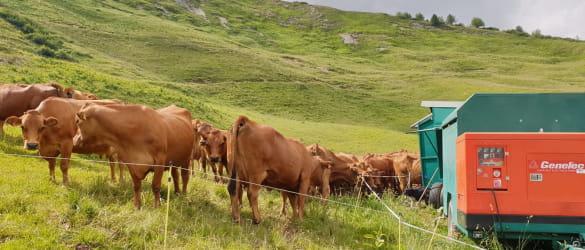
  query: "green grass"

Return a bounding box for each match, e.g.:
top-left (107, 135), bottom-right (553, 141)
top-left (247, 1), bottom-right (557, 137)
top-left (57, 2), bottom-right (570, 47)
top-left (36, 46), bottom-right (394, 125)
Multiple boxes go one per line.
top-left (1, 126), bottom-right (476, 249)
top-left (1, 0), bottom-right (585, 248)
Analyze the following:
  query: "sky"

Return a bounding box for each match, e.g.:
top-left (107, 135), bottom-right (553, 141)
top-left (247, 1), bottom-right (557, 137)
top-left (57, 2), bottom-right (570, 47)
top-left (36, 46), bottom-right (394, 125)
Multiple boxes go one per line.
top-left (283, 0), bottom-right (585, 40)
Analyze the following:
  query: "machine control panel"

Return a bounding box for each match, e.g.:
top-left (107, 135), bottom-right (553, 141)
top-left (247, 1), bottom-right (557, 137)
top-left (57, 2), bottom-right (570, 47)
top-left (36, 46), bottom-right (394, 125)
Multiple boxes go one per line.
top-left (476, 147), bottom-right (508, 190)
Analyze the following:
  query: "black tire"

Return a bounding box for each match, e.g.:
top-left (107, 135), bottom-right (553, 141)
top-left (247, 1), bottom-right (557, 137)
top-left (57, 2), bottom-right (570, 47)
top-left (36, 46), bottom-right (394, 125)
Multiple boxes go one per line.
top-left (428, 183), bottom-right (443, 209)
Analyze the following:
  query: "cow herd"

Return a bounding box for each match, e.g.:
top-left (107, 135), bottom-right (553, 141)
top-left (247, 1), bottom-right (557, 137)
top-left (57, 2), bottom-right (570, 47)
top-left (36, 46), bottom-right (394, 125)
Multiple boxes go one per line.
top-left (0, 83), bottom-right (423, 224)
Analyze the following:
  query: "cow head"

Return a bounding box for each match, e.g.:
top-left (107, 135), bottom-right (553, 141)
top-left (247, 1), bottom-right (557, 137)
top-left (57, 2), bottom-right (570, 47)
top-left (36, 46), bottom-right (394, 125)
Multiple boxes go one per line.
top-left (308, 143), bottom-right (321, 156)
top-left (204, 129), bottom-right (227, 163)
top-left (5, 110), bottom-right (58, 150)
top-left (75, 104), bottom-right (98, 146)
top-left (64, 87), bottom-right (99, 100)
top-left (197, 122), bottom-right (213, 145)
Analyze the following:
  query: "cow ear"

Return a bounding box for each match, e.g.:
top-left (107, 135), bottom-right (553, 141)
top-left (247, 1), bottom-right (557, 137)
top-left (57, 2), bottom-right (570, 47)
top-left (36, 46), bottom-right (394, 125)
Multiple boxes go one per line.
top-left (44, 117), bottom-right (58, 127)
top-left (5, 116), bottom-right (22, 126)
top-left (76, 112), bottom-right (86, 121)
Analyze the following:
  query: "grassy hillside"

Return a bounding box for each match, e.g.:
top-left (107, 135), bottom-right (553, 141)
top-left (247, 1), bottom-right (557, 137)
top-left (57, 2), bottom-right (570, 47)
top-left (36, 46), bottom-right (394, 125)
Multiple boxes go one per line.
top-left (1, 0), bottom-right (585, 248)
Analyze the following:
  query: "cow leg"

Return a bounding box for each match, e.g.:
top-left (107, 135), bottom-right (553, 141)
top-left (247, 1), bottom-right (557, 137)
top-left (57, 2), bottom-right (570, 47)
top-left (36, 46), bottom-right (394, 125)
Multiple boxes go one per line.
top-left (0, 120), bottom-right (4, 135)
top-left (108, 154), bottom-right (116, 182)
top-left (59, 141), bottom-right (74, 185)
top-left (279, 191), bottom-right (288, 216)
top-left (118, 163), bottom-right (125, 183)
top-left (45, 157), bottom-right (57, 183)
top-left (130, 171), bottom-right (142, 210)
top-left (217, 161), bottom-right (225, 183)
top-left (152, 167), bottom-right (164, 209)
top-left (209, 162), bottom-right (220, 182)
top-left (288, 193), bottom-right (299, 219)
top-left (180, 167), bottom-right (189, 194)
top-left (199, 158), bottom-right (207, 173)
top-left (59, 157), bottom-right (70, 185)
top-left (171, 167), bottom-right (180, 194)
top-left (297, 178), bottom-right (311, 220)
top-left (247, 183), bottom-right (262, 224)
top-left (229, 179), bottom-right (242, 223)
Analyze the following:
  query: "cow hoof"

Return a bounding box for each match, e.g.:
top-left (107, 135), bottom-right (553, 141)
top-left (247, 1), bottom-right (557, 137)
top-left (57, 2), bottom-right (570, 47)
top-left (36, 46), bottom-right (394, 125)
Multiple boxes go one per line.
top-left (232, 217), bottom-right (241, 224)
top-left (252, 218), bottom-right (262, 224)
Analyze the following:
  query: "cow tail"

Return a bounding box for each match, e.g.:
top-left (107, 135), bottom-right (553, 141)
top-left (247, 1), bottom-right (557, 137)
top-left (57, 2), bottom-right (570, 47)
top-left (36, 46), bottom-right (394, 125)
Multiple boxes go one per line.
top-left (227, 120), bottom-right (239, 196)
top-left (227, 163), bottom-right (237, 196)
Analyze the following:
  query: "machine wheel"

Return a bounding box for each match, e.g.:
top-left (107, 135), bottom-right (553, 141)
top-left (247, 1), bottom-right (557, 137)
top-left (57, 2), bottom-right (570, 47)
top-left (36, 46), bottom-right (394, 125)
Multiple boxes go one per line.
top-left (428, 183), bottom-right (443, 209)
top-left (447, 200), bottom-right (460, 237)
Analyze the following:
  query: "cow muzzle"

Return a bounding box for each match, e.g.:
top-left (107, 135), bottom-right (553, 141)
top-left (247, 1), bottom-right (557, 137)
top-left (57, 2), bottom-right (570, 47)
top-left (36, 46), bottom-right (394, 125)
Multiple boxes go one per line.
top-left (210, 156), bottom-right (220, 163)
top-left (26, 143), bottom-right (39, 150)
top-left (199, 140), bottom-right (207, 146)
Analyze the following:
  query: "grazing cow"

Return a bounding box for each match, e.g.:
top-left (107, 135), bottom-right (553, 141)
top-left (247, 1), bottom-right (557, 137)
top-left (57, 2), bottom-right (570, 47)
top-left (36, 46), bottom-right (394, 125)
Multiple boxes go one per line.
top-left (280, 158), bottom-right (333, 216)
top-left (227, 116), bottom-right (316, 224)
top-left (200, 127), bottom-right (228, 182)
top-left (392, 152), bottom-right (422, 193)
top-left (75, 103), bottom-right (193, 209)
top-left (73, 133), bottom-right (124, 182)
top-left (64, 87), bottom-right (99, 100)
top-left (308, 144), bottom-right (357, 195)
top-left (350, 164), bottom-right (384, 194)
top-left (363, 155), bottom-right (398, 194)
top-left (5, 97), bottom-right (120, 184)
top-left (156, 105), bottom-right (194, 194)
top-left (0, 83), bottom-right (64, 134)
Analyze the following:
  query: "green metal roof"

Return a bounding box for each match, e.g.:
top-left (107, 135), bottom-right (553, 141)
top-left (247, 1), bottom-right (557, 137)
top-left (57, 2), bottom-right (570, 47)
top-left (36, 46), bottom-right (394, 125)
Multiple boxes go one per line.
top-left (441, 93), bottom-right (585, 135)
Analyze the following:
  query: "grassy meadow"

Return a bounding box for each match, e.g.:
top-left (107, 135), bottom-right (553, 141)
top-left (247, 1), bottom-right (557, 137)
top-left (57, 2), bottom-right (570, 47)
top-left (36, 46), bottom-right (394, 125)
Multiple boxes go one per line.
top-left (1, 0), bottom-right (585, 248)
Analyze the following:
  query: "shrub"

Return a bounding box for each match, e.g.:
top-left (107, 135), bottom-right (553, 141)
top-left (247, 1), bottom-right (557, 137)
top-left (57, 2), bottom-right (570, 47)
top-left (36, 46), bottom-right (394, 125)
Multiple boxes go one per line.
top-left (446, 14), bottom-right (455, 25)
top-left (37, 46), bottom-right (56, 58)
top-left (396, 12), bottom-right (412, 19)
top-left (414, 13), bottom-right (424, 21)
top-left (25, 33), bottom-right (63, 50)
top-left (471, 17), bottom-right (485, 28)
top-left (430, 14), bottom-right (441, 26)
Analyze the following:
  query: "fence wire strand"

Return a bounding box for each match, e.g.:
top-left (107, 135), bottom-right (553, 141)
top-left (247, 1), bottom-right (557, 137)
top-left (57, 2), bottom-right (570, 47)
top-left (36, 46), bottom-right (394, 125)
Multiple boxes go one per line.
top-left (0, 152), bottom-right (484, 249)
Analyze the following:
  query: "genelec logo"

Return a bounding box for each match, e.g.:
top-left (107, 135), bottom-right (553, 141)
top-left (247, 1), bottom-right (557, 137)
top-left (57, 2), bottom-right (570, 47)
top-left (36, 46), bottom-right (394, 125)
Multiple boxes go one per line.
top-left (540, 161), bottom-right (585, 169)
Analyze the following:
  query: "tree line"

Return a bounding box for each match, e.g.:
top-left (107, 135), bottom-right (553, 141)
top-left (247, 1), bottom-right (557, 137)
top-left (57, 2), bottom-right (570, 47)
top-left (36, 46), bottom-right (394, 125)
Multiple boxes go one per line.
top-left (395, 12), bottom-right (563, 39)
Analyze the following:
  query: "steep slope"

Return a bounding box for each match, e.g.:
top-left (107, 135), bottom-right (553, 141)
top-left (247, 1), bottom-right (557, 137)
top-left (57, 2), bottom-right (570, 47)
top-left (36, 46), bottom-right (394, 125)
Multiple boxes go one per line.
top-left (1, 0), bottom-right (585, 142)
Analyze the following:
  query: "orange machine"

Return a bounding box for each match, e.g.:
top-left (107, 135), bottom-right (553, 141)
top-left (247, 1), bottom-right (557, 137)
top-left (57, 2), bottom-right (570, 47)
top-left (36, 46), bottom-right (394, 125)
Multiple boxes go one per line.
top-left (456, 132), bottom-right (585, 239)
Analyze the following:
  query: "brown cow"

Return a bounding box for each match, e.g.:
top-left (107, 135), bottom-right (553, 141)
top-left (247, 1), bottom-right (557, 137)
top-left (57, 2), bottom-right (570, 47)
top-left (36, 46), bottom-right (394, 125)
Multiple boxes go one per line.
top-left (0, 83), bottom-right (64, 134)
top-left (280, 157), bottom-right (332, 216)
top-left (75, 103), bottom-right (193, 209)
top-left (190, 120), bottom-right (212, 175)
top-left (227, 116), bottom-right (316, 224)
top-left (64, 87), bottom-right (99, 100)
top-left (308, 143), bottom-right (357, 195)
top-left (392, 151), bottom-right (422, 193)
top-left (156, 105), bottom-right (194, 194)
top-left (200, 127), bottom-right (228, 182)
top-left (5, 97), bottom-right (120, 184)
